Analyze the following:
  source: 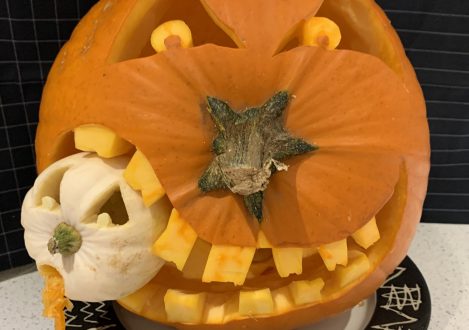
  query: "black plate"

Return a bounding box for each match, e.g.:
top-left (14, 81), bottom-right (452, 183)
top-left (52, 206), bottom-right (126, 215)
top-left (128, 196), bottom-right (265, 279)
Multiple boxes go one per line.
top-left (365, 256), bottom-right (431, 329)
top-left (65, 256), bottom-right (431, 330)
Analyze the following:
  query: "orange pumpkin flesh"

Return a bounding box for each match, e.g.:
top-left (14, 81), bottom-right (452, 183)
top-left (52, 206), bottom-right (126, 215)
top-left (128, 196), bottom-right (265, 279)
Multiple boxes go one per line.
top-left (34, 0), bottom-right (429, 329)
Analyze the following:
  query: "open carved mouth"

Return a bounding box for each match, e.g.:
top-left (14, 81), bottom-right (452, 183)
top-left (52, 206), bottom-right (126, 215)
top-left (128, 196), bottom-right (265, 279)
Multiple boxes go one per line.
top-left (120, 169), bottom-right (408, 327)
top-left (23, 0), bottom-right (429, 329)
top-left (26, 122), bottom-right (407, 328)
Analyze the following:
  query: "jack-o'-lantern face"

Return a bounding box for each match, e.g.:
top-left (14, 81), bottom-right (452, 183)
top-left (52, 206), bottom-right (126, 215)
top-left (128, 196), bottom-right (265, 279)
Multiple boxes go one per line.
top-left (26, 0), bottom-right (429, 329)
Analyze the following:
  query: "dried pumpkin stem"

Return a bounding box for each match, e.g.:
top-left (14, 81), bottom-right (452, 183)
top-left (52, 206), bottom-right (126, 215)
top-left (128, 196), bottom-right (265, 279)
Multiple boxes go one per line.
top-left (47, 222), bottom-right (82, 256)
top-left (199, 91), bottom-right (317, 221)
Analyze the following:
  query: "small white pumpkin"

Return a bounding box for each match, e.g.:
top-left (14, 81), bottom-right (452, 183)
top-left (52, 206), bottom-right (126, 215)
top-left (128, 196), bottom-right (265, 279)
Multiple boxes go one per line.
top-left (21, 153), bottom-right (172, 301)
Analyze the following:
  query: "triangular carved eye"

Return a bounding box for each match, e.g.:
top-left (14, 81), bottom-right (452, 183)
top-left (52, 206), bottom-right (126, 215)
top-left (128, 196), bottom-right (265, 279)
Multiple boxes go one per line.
top-left (315, 0), bottom-right (405, 76)
top-left (97, 189), bottom-right (130, 226)
top-left (108, 0), bottom-right (236, 63)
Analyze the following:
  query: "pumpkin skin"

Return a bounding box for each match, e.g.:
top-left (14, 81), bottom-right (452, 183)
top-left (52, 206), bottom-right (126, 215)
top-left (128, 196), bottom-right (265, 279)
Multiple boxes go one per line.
top-left (33, 0), bottom-right (430, 329)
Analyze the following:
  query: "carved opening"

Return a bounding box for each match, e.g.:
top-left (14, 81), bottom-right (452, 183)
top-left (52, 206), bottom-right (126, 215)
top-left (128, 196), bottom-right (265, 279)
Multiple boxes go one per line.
top-left (108, 0), bottom-right (236, 63)
top-left (99, 190), bottom-right (130, 225)
top-left (316, 0), bottom-right (403, 75)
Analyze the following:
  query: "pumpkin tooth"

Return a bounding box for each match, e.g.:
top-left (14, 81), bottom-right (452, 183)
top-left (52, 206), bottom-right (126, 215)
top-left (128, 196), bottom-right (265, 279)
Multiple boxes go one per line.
top-left (202, 245), bottom-right (255, 285)
top-left (203, 295), bottom-right (228, 324)
top-left (272, 247), bottom-right (303, 277)
top-left (336, 251), bottom-right (371, 287)
top-left (41, 196), bottom-right (59, 211)
top-left (256, 230), bottom-right (272, 248)
top-left (152, 209), bottom-right (198, 271)
top-left (164, 289), bottom-right (206, 323)
top-left (74, 124), bottom-right (133, 158)
top-left (205, 304), bottom-right (225, 324)
top-left (289, 278), bottom-right (325, 306)
top-left (151, 20), bottom-right (193, 53)
top-left (239, 288), bottom-right (274, 316)
top-left (222, 295), bottom-right (240, 323)
top-left (96, 213), bottom-right (114, 228)
top-left (272, 286), bottom-right (295, 314)
top-left (318, 238), bottom-right (348, 271)
top-left (352, 217), bottom-right (380, 249)
top-left (301, 17), bottom-right (341, 50)
top-left (124, 150), bottom-right (165, 206)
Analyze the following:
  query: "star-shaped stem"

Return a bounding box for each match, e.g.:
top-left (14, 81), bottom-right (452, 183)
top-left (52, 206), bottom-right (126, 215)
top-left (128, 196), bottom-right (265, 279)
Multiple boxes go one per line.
top-left (199, 91), bottom-right (317, 222)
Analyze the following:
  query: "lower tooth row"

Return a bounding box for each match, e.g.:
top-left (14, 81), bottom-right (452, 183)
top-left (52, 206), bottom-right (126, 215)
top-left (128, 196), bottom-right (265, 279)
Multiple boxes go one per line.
top-left (120, 250), bottom-right (370, 324)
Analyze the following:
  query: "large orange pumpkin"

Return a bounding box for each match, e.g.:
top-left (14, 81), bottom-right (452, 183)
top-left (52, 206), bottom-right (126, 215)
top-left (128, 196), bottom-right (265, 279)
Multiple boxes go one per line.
top-left (31, 0), bottom-right (429, 329)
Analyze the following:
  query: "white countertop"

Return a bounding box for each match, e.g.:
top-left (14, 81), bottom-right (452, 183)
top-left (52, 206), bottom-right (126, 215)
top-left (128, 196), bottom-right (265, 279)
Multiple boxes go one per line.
top-left (1, 223), bottom-right (468, 330)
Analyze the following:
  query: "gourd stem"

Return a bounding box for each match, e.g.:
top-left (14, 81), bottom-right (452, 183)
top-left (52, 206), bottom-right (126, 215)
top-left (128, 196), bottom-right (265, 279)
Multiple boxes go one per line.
top-left (47, 222), bottom-right (82, 256)
top-left (199, 91), bottom-right (317, 222)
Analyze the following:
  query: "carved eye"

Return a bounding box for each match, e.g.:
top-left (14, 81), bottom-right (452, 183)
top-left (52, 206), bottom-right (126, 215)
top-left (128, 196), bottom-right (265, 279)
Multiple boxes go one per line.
top-left (108, 0), bottom-right (236, 63)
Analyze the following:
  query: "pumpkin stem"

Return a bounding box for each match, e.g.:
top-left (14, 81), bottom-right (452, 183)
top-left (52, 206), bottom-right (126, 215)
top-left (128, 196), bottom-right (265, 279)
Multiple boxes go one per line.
top-left (199, 91), bottom-right (317, 222)
top-left (47, 222), bottom-right (82, 256)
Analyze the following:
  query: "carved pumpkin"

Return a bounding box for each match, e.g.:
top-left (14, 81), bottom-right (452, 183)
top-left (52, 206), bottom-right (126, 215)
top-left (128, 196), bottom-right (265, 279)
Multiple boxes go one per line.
top-left (27, 0), bottom-right (429, 329)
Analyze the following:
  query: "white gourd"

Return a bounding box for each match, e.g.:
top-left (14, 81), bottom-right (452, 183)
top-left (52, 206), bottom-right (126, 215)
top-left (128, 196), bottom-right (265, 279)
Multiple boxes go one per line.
top-left (21, 153), bottom-right (171, 302)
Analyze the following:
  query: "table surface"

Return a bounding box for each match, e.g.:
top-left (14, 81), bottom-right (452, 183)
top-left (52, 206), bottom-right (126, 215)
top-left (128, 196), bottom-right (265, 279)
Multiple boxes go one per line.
top-left (1, 222), bottom-right (468, 330)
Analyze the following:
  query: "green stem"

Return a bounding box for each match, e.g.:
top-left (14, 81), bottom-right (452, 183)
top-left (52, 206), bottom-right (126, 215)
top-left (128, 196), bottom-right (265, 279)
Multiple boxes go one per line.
top-left (199, 91), bottom-right (317, 222)
top-left (47, 222), bottom-right (82, 256)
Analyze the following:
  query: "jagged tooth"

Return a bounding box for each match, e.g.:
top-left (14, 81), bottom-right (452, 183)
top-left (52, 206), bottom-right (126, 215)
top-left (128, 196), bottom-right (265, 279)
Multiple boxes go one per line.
top-left (96, 213), bottom-right (113, 227)
top-left (289, 278), bottom-right (325, 306)
top-left (74, 124), bottom-right (133, 158)
top-left (205, 304), bottom-right (225, 324)
top-left (152, 209), bottom-right (197, 270)
top-left (318, 238), bottom-right (348, 271)
top-left (222, 295), bottom-right (240, 323)
top-left (124, 149), bottom-right (165, 207)
top-left (203, 294), bottom-right (228, 324)
top-left (352, 217), bottom-right (380, 249)
top-left (272, 286), bottom-right (294, 313)
top-left (257, 230), bottom-right (272, 248)
top-left (164, 289), bottom-right (206, 323)
top-left (272, 247), bottom-right (303, 277)
top-left (202, 245), bottom-right (255, 286)
top-left (336, 251), bottom-right (371, 288)
top-left (41, 196), bottom-right (59, 211)
top-left (239, 288), bottom-right (274, 316)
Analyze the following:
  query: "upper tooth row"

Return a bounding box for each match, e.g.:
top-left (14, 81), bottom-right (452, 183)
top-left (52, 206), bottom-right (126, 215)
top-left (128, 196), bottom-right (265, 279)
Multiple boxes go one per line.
top-left (151, 208), bottom-right (379, 286)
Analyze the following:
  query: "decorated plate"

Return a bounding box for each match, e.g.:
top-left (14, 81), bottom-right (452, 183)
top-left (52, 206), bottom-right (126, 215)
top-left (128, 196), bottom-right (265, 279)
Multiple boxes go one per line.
top-left (64, 256), bottom-right (430, 330)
